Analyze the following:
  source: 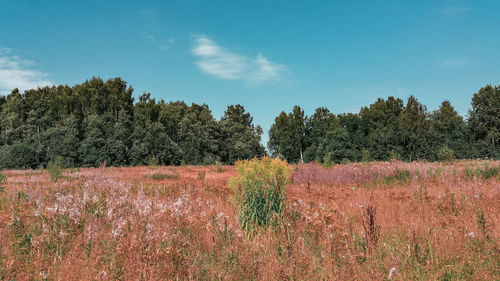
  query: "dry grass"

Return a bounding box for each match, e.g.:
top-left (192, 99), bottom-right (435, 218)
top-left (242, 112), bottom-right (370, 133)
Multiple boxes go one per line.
top-left (0, 161), bottom-right (498, 280)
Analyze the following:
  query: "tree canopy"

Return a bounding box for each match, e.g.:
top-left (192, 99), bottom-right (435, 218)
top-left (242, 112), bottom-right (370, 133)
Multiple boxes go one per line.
top-left (1, 78), bottom-right (498, 168)
top-left (0, 77), bottom-right (264, 169)
top-left (268, 86), bottom-right (500, 163)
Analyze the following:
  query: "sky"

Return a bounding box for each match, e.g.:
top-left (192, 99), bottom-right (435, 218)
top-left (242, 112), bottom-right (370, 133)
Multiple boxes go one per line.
top-left (1, 0), bottom-right (499, 145)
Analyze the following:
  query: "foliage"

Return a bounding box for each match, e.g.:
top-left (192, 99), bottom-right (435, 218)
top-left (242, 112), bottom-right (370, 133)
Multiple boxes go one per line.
top-left (1, 78), bottom-right (499, 169)
top-left (146, 172), bottom-right (179, 181)
top-left (437, 145), bottom-right (455, 162)
top-left (268, 106), bottom-right (306, 163)
top-left (47, 156), bottom-right (64, 181)
top-left (0, 78), bottom-right (265, 169)
top-left (321, 152), bottom-right (335, 168)
top-left (216, 161), bottom-right (223, 173)
top-left (230, 157), bottom-right (292, 234)
top-left (0, 173), bottom-right (6, 192)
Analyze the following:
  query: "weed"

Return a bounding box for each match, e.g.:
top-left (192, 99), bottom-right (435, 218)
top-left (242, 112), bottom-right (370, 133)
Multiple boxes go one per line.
top-left (361, 202), bottom-right (379, 256)
top-left (479, 164), bottom-right (498, 180)
top-left (148, 155), bottom-right (159, 169)
top-left (216, 161), bottom-right (223, 173)
top-left (322, 152), bottom-right (335, 168)
top-left (384, 169), bottom-right (412, 185)
top-left (146, 172), bottom-right (179, 181)
top-left (437, 145), bottom-right (455, 163)
top-left (230, 157), bottom-right (292, 234)
top-left (0, 173), bottom-right (6, 192)
top-left (47, 156), bottom-right (64, 181)
top-left (389, 149), bottom-right (402, 161)
top-left (340, 158), bottom-right (351, 165)
top-left (197, 171), bottom-right (206, 181)
top-left (361, 149), bottom-right (371, 164)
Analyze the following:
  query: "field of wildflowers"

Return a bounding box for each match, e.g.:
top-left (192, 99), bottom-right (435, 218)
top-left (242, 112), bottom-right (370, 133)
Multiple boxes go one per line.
top-left (0, 161), bottom-right (498, 280)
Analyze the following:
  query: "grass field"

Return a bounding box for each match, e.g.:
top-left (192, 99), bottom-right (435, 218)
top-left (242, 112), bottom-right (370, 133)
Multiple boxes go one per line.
top-left (0, 161), bottom-right (498, 280)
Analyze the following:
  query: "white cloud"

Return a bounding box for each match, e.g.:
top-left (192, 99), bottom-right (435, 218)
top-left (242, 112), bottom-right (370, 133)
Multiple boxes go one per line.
top-left (192, 36), bottom-right (285, 84)
top-left (0, 48), bottom-right (52, 94)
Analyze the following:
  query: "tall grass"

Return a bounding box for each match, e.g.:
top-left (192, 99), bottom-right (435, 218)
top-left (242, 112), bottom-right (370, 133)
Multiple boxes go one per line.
top-left (230, 157), bottom-right (292, 234)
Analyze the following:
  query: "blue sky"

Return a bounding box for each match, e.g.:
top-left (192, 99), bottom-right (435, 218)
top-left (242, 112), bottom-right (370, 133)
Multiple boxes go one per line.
top-left (1, 0), bottom-right (499, 144)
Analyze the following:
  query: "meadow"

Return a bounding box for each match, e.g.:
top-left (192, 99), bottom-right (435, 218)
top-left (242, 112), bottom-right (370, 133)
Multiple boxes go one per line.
top-left (0, 160), bottom-right (498, 280)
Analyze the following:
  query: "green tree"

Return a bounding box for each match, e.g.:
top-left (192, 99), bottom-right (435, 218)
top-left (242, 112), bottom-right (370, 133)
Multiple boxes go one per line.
top-left (268, 105), bottom-right (306, 163)
top-left (219, 104), bottom-right (265, 163)
top-left (468, 85), bottom-right (500, 158)
top-left (303, 107), bottom-right (340, 162)
top-left (429, 101), bottom-right (468, 159)
top-left (398, 96), bottom-right (431, 160)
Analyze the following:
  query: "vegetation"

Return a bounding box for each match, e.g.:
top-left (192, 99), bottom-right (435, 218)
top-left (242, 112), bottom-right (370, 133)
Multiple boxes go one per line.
top-left (230, 157), bottom-right (292, 234)
top-left (47, 155), bottom-right (64, 181)
top-left (0, 161), bottom-right (497, 280)
top-left (0, 78), bottom-right (499, 168)
top-left (0, 78), bottom-right (264, 169)
top-left (268, 86), bottom-right (500, 163)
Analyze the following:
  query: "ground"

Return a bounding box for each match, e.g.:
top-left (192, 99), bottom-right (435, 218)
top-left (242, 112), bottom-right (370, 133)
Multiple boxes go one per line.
top-left (0, 161), bottom-right (498, 280)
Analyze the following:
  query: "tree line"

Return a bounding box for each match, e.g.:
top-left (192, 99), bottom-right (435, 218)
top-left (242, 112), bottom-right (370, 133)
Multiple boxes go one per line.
top-left (0, 77), bottom-right (498, 169)
top-left (269, 85), bottom-right (500, 163)
top-left (0, 77), bottom-right (264, 169)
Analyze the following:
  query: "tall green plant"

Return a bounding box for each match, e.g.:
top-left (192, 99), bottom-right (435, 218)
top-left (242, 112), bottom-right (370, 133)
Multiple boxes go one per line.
top-left (438, 145), bottom-right (455, 163)
top-left (0, 173), bottom-right (6, 192)
top-left (47, 156), bottom-right (63, 182)
top-left (230, 157), bottom-right (292, 234)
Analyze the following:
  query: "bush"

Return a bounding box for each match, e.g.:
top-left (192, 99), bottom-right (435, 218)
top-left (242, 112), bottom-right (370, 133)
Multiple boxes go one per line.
top-left (438, 145), bottom-right (455, 163)
top-left (230, 157), bottom-right (292, 234)
top-left (321, 152), bottom-right (335, 168)
top-left (389, 149), bottom-right (402, 161)
top-left (480, 164), bottom-right (499, 180)
top-left (47, 156), bottom-right (64, 182)
top-left (216, 161), bottom-right (223, 173)
top-left (362, 149), bottom-right (371, 164)
top-left (148, 155), bottom-right (159, 168)
top-left (0, 173), bottom-right (6, 192)
top-left (383, 168), bottom-right (412, 184)
top-left (146, 172), bottom-right (179, 181)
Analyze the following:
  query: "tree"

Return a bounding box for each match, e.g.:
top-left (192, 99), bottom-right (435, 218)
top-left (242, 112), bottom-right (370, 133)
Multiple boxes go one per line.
top-left (316, 128), bottom-right (356, 164)
top-left (360, 97), bottom-right (404, 160)
top-left (468, 85), bottom-right (500, 158)
top-left (303, 107), bottom-right (339, 162)
top-left (268, 106), bottom-right (306, 162)
top-left (429, 101), bottom-right (468, 159)
top-left (398, 96), bottom-right (431, 160)
top-left (219, 105), bottom-right (265, 163)
top-left (178, 103), bottom-right (219, 164)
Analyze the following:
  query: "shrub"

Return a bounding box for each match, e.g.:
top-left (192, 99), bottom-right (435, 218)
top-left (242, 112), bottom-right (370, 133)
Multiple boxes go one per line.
top-left (383, 168), bottom-right (412, 184)
top-left (340, 158), bottom-right (351, 165)
top-left (216, 161), bottom-right (223, 173)
top-left (389, 149), bottom-right (402, 161)
top-left (148, 155), bottom-right (159, 169)
top-left (146, 172), bottom-right (179, 181)
top-left (0, 173), bottom-right (6, 192)
top-left (438, 145), bottom-right (455, 163)
top-left (197, 171), bottom-right (206, 181)
top-left (321, 152), bottom-right (335, 168)
top-left (230, 157), bottom-right (292, 234)
top-left (47, 156), bottom-right (64, 182)
top-left (361, 149), bottom-right (371, 164)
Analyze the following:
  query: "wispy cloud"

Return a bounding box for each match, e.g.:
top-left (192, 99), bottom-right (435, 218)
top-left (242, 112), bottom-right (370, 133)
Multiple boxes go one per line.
top-left (0, 48), bottom-right (52, 94)
top-left (440, 5), bottom-right (469, 16)
top-left (437, 58), bottom-right (471, 68)
top-left (141, 31), bottom-right (156, 42)
top-left (192, 36), bottom-right (285, 84)
top-left (137, 9), bottom-right (158, 18)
